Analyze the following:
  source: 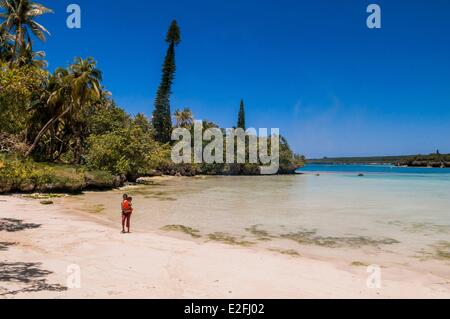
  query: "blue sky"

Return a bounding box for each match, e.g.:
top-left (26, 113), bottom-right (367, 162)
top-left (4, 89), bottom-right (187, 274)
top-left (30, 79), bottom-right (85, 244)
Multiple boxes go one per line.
top-left (32, 0), bottom-right (450, 158)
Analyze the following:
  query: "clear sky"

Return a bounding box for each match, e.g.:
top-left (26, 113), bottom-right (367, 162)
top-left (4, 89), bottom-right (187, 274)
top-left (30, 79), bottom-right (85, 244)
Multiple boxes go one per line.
top-left (33, 0), bottom-right (450, 158)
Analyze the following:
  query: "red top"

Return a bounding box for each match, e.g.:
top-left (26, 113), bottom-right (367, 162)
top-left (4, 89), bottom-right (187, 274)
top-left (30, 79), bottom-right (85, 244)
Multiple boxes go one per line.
top-left (121, 200), bottom-right (132, 213)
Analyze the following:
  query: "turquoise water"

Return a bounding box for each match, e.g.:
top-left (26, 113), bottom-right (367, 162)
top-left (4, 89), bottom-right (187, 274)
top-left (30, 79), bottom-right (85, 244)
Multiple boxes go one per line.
top-left (298, 164), bottom-right (450, 175)
top-left (69, 167), bottom-right (450, 274)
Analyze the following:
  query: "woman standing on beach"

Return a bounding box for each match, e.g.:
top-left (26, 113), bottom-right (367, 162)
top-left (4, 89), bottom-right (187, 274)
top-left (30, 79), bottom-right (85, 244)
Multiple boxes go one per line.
top-left (121, 194), bottom-right (133, 233)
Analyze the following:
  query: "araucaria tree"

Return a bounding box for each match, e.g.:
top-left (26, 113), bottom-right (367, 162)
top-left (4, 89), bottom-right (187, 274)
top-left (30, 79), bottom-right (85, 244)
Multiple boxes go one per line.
top-left (237, 99), bottom-right (246, 130)
top-left (153, 20), bottom-right (181, 143)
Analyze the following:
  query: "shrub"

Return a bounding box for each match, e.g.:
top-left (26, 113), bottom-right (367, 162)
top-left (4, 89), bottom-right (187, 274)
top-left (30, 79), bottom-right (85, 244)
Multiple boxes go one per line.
top-left (0, 154), bottom-right (116, 193)
top-left (85, 125), bottom-right (170, 177)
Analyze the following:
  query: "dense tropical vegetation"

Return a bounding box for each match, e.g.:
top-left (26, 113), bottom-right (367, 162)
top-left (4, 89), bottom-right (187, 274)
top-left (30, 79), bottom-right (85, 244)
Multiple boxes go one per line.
top-left (0, 1), bottom-right (304, 193)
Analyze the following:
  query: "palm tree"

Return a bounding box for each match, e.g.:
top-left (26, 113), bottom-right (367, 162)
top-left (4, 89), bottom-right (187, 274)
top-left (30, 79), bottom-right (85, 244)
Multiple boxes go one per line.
top-left (0, 27), bottom-right (13, 61)
top-left (16, 41), bottom-right (47, 67)
top-left (0, 0), bottom-right (53, 62)
top-left (26, 57), bottom-right (103, 157)
top-left (174, 108), bottom-right (194, 128)
top-left (69, 57), bottom-right (103, 163)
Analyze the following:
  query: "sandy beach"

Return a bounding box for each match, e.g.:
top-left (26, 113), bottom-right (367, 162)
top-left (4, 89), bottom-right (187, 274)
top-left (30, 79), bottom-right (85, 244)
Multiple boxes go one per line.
top-left (1, 191), bottom-right (449, 299)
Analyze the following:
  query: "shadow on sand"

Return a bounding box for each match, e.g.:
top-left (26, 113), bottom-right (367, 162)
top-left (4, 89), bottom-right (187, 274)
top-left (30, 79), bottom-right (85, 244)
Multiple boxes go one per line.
top-left (0, 242), bottom-right (16, 251)
top-left (0, 219), bottom-right (66, 296)
top-left (0, 262), bottom-right (67, 296)
top-left (0, 218), bottom-right (41, 232)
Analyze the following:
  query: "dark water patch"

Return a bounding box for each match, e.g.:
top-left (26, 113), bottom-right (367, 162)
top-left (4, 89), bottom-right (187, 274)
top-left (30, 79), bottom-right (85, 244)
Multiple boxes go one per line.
top-left (268, 248), bottom-right (301, 257)
top-left (85, 204), bottom-right (106, 214)
top-left (351, 261), bottom-right (370, 267)
top-left (0, 219), bottom-right (41, 233)
top-left (388, 221), bottom-right (450, 235)
top-left (409, 223), bottom-right (450, 234)
top-left (129, 188), bottom-right (178, 202)
top-left (0, 262), bottom-right (67, 296)
top-left (23, 193), bottom-right (65, 200)
top-left (245, 225), bottom-right (275, 241)
top-left (280, 230), bottom-right (399, 248)
top-left (126, 189), bottom-right (156, 196)
top-left (208, 232), bottom-right (255, 247)
top-left (245, 225), bottom-right (399, 248)
top-left (125, 186), bottom-right (169, 196)
top-left (431, 241), bottom-right (450, 260)
top-left (161, 225), bottom-right (201, 238)
top-left (145, 195), bottom-right (177, 201)
top-left (155, 197), bottom-right (177, 202)
top-left (415, 241), bottom-right (450, 261)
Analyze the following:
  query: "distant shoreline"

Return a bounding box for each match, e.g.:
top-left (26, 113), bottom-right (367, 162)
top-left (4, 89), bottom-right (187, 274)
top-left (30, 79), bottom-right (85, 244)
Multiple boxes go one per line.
top-left (307, 154), bottom-right (450, 168)
top-left (307, 155), bottom-right (415, 165)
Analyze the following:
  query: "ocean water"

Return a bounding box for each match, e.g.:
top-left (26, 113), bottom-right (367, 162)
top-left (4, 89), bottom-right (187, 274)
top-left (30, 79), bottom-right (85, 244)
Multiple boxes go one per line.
top-left (299, 164), bottom-right (450, 176)
top-left (64, 165), bottom-right (450, 273)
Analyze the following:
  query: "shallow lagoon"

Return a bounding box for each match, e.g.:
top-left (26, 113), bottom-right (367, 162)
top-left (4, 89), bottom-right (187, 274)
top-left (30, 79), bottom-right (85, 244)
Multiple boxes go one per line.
top-left (63, 166), bottom-right (450, 276)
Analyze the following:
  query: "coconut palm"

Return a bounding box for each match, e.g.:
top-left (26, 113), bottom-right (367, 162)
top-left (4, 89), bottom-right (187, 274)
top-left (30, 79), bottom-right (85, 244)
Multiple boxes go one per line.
top-left (26, 57), bottom-right (103, 157)
top-left (0, 27), bottom-right (13, 61)
top-left (0, 0), bottom-right (53, 61)
top-left (174, 108), bottom-right (194, 128)
top-left (16, 41), bottom-right (46, 67)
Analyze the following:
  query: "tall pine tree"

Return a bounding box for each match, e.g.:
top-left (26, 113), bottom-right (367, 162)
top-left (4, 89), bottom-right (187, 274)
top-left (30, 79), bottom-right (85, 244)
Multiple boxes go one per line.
top-left (237, 99), bottom-right (246, 130)
top-left (153, 20), bottom-right (181, 143)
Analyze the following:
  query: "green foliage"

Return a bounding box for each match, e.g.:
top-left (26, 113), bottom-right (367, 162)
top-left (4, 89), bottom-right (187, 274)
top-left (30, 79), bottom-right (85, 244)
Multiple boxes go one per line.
top-left (0, 62), bottom-right (47, 134)
top-left (165, 20), bottom-right (181, 45)
top-left (85, 122), bottom-right (171, 176)
top-left (133, 112), bottom-right (153, 133)
top-left (174, 108), bottom-right (194, 128)
top-left (398, 153), bottom-right (450, 168)
top-left (0, 153), bottom-right (116, 193)
top-left (1, 5), bottom-right (306, 184)
top-left (0, 0), bottom-right (53, 64)
top-left (87, 102), bottom-right (131, 135)
top-left (0, 28), bottom-right (13, 62)
top-left (308, 156), bottom-right (410, 164)
top-left (237, 99), bottom-right (246, 130)
top-left (279, 136), bottom-right (304, 174)
top-left (153, 20), bottom-right (181, 143)
top-left (309, 153), bottom-right (450, 168)
top-left (25, 57), bottom-right (105, 160)
top-left (85, 130), bottom-right (128, 175)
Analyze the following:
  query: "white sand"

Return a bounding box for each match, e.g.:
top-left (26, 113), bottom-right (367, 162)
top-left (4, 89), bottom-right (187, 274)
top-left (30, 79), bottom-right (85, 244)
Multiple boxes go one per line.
top-left (0, 195), bottom-right (449, 299)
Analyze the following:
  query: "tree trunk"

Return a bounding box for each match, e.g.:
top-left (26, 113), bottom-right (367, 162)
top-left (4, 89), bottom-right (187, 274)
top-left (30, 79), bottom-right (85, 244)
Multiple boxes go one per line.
top-left (10, 22), bottom-right (22, 67)
top-left (73, 128), bottom-right (83, 165)
top-left (48, 125), bottom-right (55, 159)
top-left (25, 108), bottom-right (71, 157)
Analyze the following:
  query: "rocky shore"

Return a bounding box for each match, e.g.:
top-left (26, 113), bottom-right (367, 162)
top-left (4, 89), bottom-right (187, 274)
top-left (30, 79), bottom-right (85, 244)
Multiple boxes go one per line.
top-left (396, 161), bottom-right (450, 168)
